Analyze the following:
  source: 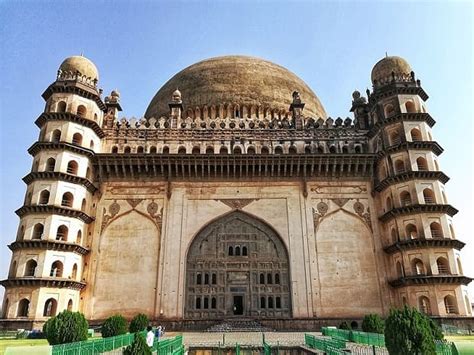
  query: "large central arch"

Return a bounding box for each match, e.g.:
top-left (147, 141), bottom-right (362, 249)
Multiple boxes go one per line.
top-left (185, 211), bottom-right (291, 319)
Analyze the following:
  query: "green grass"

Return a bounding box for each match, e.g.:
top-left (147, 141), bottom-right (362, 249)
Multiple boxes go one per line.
top-left (0, 339), bottom-right (48, 354)
top-left (446, 336), bottom-right (474, 355)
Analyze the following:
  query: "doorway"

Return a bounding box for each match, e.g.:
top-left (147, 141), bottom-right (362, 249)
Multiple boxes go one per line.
top-left (233, 295), bottom-right (244, 315)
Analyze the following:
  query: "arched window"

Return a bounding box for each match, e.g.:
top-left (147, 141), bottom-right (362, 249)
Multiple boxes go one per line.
top-left (411, 128), bottom-right (422, 142)
top-left (275, 273), bottom-right (280, 284)
top-left (71, 264), bottom-right (78, 280)
top-left (67, 160), bottom-right (78, 175)
top-left (204, 273), bottom-right (209, 285)
top-left (444, 295), bottom-right (458, 314)
top-left (242, 246), bottom-right (248, 256)
top-left (342, 145), bottom-right (349, 154)
top-left (51, 129), bottom-right (61, 143)
top-left (196, 273), bottom-right (202, 285)
top-left (233, 146), bottom-right (242, 154)
top-left (76, 230), bottom-right (82, 244)
top-left (61, 192), bottom-right (74, 208)
top-left (405, 224), bottom-right (418, 239)
top-left (268, 297), bottom-right (274, 309)
top-left (457, 257), bottom-right (463, 275)
top-left (228, 246), bottom-right (233, 256)
top-left (124, 146), bottom-right (131, 154)
top-left (86, 167), bottom-right (91, 180)
top-left (288, 146), bottom-right (297, 154)
top-left (384, 104), bottom-right (395, 117)
top-left (67, 299), bottom-right (73, 311)
top-left (39, 190), bottom-right (50, 205)
top-left (43, 298), bottom-right (57, 317)
top-left (196, 297), bottom-right (201, 309)
top-left (9, 261), bottom-right (17, 278)
top-left (72, 133), bottom-right (83, 145)
top-left (247, 146), bottom-right (256, 154)
top-left (202, 297), bottom-right (209, 309)
top-left (192, 146), bottom-right (200, 155)
top-left (76, 105), bottom-right (87, 117)
top-left (112, 146), bottom-right (118, 154)
top-left (261, 146), bottom-right (269, 155)
top-left (430, 222), bottom-right (443, 238)
top-left (396, 261), bottom-right (404, 278)
top-left (400, 191), bottom-right (412, 207)
top-left (93, 113), bottom-right (98, 121)
top-left (206, 146), bottom-right (214, 154)
top-left (354, 145), bottom-right (362, 153)
top-left (423, 188), bottom-right (435, 204)
top-left (81, 198), bottom-right (86, 212)
top-left (32, 223), bottom-right (44, 239)
top-left (50, 261), bottom-right (63, 277)
top-left (267, 273), bottom-right (273, 284)
top-left (411, 258), bottom-right (425, 275)
top-left (178, 146), bottom-right (187, 154)
top-left (418, 296), bottom-right (431, 315)
top-left (260, 297), bottom-right (266, 308)
top-left (276, 297), bottom-right (281, 309)
top-left (46, 157), bottom-right (56, 172)
top-left (329, 145), bottom-right (337, 153)
top-left (259, 273), bottom-right (265, 284)
top-left (57, 101), bottom-right (67, 113)
top-left (386, 196), bottom-right (393, 211)
top-left (2, 298), bottom-right (9, 318)
top-left (274, 146), bottom-right (283, 154)
top-left (17, 299), bottom-right (30, 317)
top-left (162, 146), bottom-right (170, 154)
top-left (137, 146), bottom-right (144, 153)
top-left (304, 146), bottom-right (312, 154)
top-left (405, 101), bottom-right (416, 113)
top-left (24, 259), bottom-right (37, 277)
top-left (56, 225), bottom-right (68, 241)
top-left (416, 157), bottom-right (428, 171)
top-left (395, 160), bottom-right (405, 174)
top-left (437, 257), bottom-right (450, 274)
top-left (211, 297), bottom-right (217, 309)
top-left (235, 246), bottom-right (241, 256)
top-left (212, 273), bottom-right (217, 284)
top-left (150, 146), bottom-right (157, 154)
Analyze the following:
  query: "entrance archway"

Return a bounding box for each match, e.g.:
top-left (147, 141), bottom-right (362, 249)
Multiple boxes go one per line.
top-left (185, 211), bottom-right (291, 319)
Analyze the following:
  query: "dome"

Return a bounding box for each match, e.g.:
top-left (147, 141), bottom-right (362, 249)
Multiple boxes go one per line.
top-left (371, 56), bottom-right (411, 84)
top-left (145, 55), bottom-right (326, 119)
top-left (59, 55), bottom-right (99, 81)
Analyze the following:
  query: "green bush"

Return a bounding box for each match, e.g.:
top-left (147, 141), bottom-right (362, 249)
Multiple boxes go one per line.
top-left (42, 310), bottom-right (88, 345)
top-left (385, 306), bottom-right (436, 355)
top-left (339, 321), bottom-right (351, 330)
top-left (101, 314), bottom-right (128, 338)
top-left (427, 317), bottom-right (444, 341)
top-left (362, 314), bottom-right (385, 334)
top-left (129, 313), bottom-right (149, 333)
top-left (123, 333), bottom-right (152, 355)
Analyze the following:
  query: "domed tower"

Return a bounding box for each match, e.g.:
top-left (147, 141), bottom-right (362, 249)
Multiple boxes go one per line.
top-left (1, 55), bottom-right (106, 324)
top-left (369, 56), bottom-right (472, 317)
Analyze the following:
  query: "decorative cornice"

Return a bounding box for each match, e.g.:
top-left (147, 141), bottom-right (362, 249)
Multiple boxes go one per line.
top-left (383, 238), bottom-right (465, 254)
top-left (367, 113), bottom-right (435, 138)
top-left (35, 112), bottom-right (105, 138)
top-left (0, 277), bottom-right (86, 291)
top-left (15, 205), bottom-right (94, 224)
top-left (94, 154), bottom-right (376, 180)
top-left (28, 142), bottom-right (95, 159)
top-left (23, 171), bottom-right (97, 193)
top-left (379, 204), bottom-right (458, 223)
top-left (9, 240), bottom-right (90, 255)
top-left (42, 81), bottom-right (107, 111)
top-left (388, 275), bottom-right (472, 288)
top-left (377, 141), bottom-right (444, 158)
top-left (370, 84), bottom-right (429, 103)
top-left (374, 171), bottom-right (450, 193)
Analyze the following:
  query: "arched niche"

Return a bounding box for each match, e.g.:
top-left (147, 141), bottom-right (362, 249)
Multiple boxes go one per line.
top-left (92, 210), bottom-right (160, 319)
top-left (185, 211), bottom-right (291, 319)
top-left (315, 209), bottom-right (382, 317)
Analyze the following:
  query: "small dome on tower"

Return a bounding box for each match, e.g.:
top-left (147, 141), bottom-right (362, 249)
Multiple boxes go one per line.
top-left (111, 89), bottom-right (120, 98)
top-left (59, 55), bottom-right (99, 81)
top-left (172, 88), bottom-right (182, 102)
top-left (371, 56), bottom-right (412, 84)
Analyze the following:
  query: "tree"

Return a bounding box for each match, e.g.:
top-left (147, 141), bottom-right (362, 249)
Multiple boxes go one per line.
top-left (123, 333), bottom-right (152, 355)
top-left (101, 314), bottom-right (128, 338)
top-left (129, 313), bottom-right (149, 333)
top-left (43, 310), bottom-right (88, 345)
top-left (362, 314), bottom-right (385, 334)
top-left (385, 306), bottom-right (436, 355)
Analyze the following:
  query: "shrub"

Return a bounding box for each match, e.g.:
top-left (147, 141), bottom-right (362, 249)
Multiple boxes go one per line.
top-left (427, 317), bottom-right (444, 341)
top-left (339, 321), bottom-right (351, 330)
top-left (42, 310), bottom-right (88, 345)
top-left (123, 333), bottom-right (152, 355)
top-left (362, 314), bottom-right (385, 334)
top-left (101, 314), bottom-right (128, 338)
top-left (385, 306), bottom-right (436, 355)
top-left (129, 313), bottom-right (149, 333)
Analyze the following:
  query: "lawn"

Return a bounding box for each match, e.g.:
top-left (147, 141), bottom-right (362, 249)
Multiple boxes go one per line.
top-left (0, 339), bottom-right (48, 354)
top-left (446, 336), bottom-right (474, 355)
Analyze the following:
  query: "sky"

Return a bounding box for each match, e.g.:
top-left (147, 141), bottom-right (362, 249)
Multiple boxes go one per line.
top-left (0, 0), bottom-right (473, 305)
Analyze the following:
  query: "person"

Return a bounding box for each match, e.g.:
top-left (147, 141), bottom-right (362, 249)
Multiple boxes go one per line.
top-left (155, 325), bottom-right (162, 341)
top-left (146, 325), bottom-right (154, 348)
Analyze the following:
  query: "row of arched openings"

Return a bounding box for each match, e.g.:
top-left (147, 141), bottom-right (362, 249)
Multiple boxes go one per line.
top-left (49, 129), bottom-right (95, 149)
top-left (9, 259), bottom-right (79, 279)
top-left (196, 273), bottom-right (217, 285)
top-left (416, 295), bottom-right (459, 315)
top-left (195, 296), bottom-right (217, 310)
top-left (260, 296), bottom-right (282, 309)
top-left (24, 223), bottom-right (82, 243)
top-left (385, 188), bottom-right (438, 211)
top-left (396, 256), bottom-right (452, 278)
top-left (39, 157), bottom-right (92, 179)
top-left (228, 246), bottom-right (248, 256)
top-left (259, 273), bottom-right (280, 285)
top-left (55, 100), bottom-right (98, 122)
top-left (384, 101), bottom-right (420, 118)
top-left (12, 298), bottom-right (73, 317)
top-left (35, 189), bottom-right (87, 211)
top-left (390, 222), bottom-right (447, 241)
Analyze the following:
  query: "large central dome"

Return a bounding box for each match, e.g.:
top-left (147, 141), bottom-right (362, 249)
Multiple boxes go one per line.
top-left (145, 55), bottom-right (326, 119)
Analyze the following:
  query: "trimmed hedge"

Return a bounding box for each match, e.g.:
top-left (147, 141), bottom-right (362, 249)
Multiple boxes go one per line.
top-left (43, 311), bottom-right (88, 345)
top-left (129, 313), bottom-right (149, 333)
top-left (101, 314), bottom-right (128, 338)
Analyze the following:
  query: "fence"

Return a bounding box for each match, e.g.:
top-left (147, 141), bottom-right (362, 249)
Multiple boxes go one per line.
top-left (52, 332), bottom-right (184, 355)
top-left (304, 333), bottom-right (346, 354)
top-left (435, 340), bottom-right (459, 355)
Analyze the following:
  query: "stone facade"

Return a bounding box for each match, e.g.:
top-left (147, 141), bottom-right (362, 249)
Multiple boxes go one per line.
top-left (1, 55), bottom-right (472, 329)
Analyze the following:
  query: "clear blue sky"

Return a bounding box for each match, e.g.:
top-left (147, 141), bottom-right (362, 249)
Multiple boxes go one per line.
top-left (1, 1), bottom-right (473, 303)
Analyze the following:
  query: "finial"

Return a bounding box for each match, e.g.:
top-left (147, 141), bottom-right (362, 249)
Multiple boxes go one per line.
top-left (385, 51), bottom-right (388, 58)
top-left (80, 51), bottom-right (84, 57)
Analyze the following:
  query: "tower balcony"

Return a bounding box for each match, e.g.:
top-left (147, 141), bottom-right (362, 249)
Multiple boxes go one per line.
top-left (376, 141), bottom-right (444, 159)
top-left (379, 204), bottom-right (458, 223)
top-left (28, 141), bottom-right (95, 159)
top-left (388, 275), bottom-right (472, 288)
top-left (374, 171), bottom-right (449, 192)
top-left (23, 171), bottom-right (97, 193)
top-left (368, 112), bottom-right (435, 138)
top-left (8, 239), bottom-right (89, 256)
top-left (0, 277), bottom-right (86, 291)
top-left (15, 205), bottom-right (94, 224)
top-left (35, 112), bottom-right (105, 138)
top-left (384, 238), bottom-right (465, 254)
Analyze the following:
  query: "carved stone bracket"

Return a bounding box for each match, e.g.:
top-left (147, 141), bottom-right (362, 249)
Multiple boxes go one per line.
top-left (101, 200), bottom-right (120, 233)
top-left (147, 201), bottom-right (163, 233)
top-left (216, 199), bottom-right (259, 210)
top-left (353, 200), bottom-right (373, 232)
top-left (312, 201), bottom-right (328, 230)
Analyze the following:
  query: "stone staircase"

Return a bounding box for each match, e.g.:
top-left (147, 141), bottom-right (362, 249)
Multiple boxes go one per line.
top-left (206, 319), bottom-right (273, 332)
